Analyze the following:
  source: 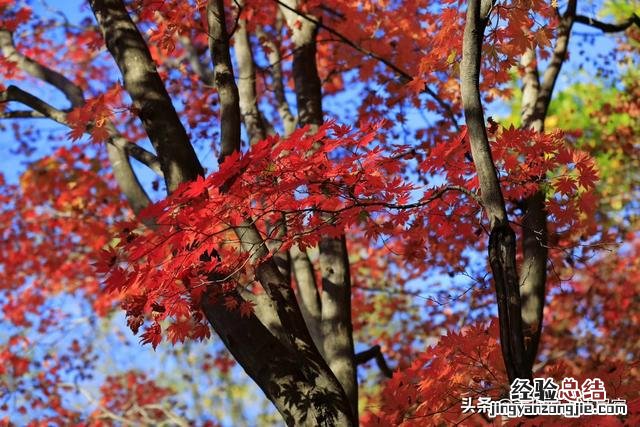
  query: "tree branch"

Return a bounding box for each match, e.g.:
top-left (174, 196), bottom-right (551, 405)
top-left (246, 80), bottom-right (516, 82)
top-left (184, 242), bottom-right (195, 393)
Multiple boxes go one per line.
top-left (519, 48), bottom-right (540, 126)
top-left (290, 245), bottom-right (323, 352)
top-left (232, 2), bottom-right (289, 283)
top-left (461, 0), bottom-right (508, 228)
top-left (209, 0), bottom-right (291, 332)
top-left (0, 29), bottom-right (84, 108)
top-left (519, 190), bottom-right (547, 372)
top-left (0, 110), bottom-right (50, 119)
top-left (274, 0), bottom-right (408, 82)
top-left (1, 25), bottom-right (155, 214)
top-left (203, 2), bottom-right (355, 423)
top-left (536, 0), bottom-right (576, 123)
top-left (574, 13), bottom-right (640, 33)
top-left (272, 0), bottom-right (458, 128)
top-left (0, 85), bottom-right (163, 177)
top-left (0, 85), bottom-right (68, 122)
top-left (518, 1), bottom-right (578, 373)
top-left (255, 19), bottom-right (320, 348)
top-left (256, 21), bottom-right (296, 136)
top-left (233, 0), bottom-right (275, 145)
top-left (355, 345), bottom-right (393, 378)
top-left (279, 0), bottom-right (358, 418)
top-left (207, 0), bottom-right (242, 162)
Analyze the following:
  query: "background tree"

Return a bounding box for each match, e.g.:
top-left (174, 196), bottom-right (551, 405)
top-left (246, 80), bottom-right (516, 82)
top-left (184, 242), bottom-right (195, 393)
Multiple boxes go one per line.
top-left (0, 0), bottom-right (638, 425)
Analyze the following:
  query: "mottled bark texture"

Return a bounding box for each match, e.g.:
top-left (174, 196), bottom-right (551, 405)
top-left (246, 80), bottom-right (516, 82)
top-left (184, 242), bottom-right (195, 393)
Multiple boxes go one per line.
top-left (89, 0), bottom-right (203, 191)
top-left (279, 1), bottom-right (358, 418)
top-left (206, 0), bottom-right (242, 162)
top-left (84, 0), bottom-right (373, 423)
top-left (202, 1), bottom-right (355, 425)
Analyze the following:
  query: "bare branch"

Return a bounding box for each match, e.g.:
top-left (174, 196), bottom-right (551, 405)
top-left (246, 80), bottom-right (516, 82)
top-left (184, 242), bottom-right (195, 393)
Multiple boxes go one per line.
top-left (233, 0), bottom-right (274, 145)
top-left (0, 29), bottom-right (84, 107)
top-left (0, 85), bottom-right (163, 177)
top-left (574, 13), bottom-right (640, 33)
top-left (0, 85), bottom-right (68, 122)
top-left (536, 0), bottom-right (576, 123)
top-left (1, 24), bottom-right (155, 214)
top-left (355, 345), bottom-right (393, 378)
top-left (256, 21), bottom-right (296, 136)
top-left (106, 137), bottom-right (152, 214)
top-left (0, 110), bottom-right (50, 119)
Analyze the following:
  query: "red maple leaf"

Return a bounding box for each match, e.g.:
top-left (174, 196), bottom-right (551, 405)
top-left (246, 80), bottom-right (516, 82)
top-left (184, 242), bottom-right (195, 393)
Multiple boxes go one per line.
top-left (140, 322), bottom-right (162, 350)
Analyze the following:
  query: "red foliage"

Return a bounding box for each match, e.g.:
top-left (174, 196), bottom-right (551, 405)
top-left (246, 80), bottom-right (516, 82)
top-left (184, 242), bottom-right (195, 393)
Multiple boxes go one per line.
top-left (0, 0), bottom-right (638, 424)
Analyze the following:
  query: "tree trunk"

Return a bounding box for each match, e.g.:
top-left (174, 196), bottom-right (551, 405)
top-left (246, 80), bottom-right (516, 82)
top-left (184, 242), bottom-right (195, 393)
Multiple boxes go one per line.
top-left (461, 0), bottom-right (531, 382)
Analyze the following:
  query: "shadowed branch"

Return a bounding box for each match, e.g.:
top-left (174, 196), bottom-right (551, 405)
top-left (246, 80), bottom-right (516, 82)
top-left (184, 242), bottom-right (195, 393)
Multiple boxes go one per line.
top-left (355, 345), bottom-right (393, 378)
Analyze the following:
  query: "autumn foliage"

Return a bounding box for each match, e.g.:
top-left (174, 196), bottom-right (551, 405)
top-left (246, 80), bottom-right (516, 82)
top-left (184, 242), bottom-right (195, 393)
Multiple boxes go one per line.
top-left (1, 0), bottom-right (639, 425)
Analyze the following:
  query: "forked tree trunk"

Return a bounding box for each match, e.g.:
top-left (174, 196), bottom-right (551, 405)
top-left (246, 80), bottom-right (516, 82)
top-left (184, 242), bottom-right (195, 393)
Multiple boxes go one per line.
top-left (461, 0), bottom-right (531, 382)
top-left (88, 0), bottom-right (356, 425)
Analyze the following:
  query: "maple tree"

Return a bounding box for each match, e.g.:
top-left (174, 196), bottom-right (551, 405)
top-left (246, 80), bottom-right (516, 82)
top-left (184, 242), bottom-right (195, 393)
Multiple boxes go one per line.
top-left (1, 0), bottom-right (639, 425)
